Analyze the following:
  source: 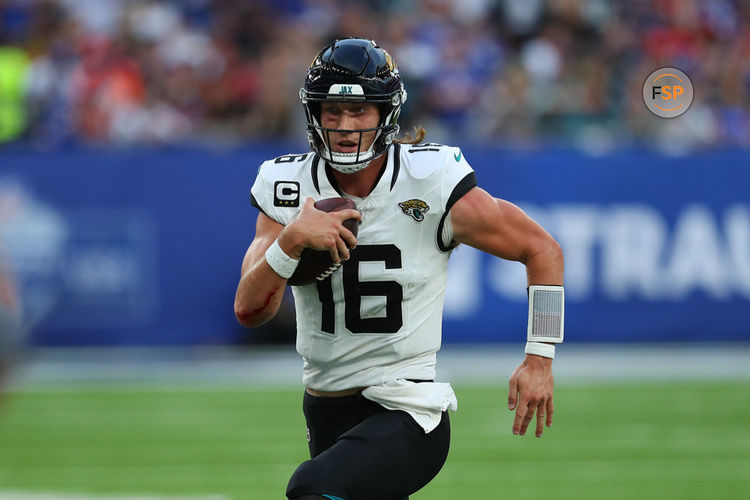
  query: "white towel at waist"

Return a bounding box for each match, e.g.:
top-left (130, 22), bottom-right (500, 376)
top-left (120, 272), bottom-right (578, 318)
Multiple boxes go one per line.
top-left (361, 379), bottom-right (458, 433)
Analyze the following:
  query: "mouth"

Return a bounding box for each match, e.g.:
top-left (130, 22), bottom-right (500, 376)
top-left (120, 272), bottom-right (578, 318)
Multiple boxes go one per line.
top-left (334, 139), bottom-right (359, 154)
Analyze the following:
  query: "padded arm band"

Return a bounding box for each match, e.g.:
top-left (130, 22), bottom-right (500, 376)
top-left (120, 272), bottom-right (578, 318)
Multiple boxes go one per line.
top-left (527, 285), bottom-right (564, 343)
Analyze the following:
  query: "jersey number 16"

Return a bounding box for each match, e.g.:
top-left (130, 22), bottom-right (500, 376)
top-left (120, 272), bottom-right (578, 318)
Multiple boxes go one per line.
top-left (316, 244), bottom-right (403, 334)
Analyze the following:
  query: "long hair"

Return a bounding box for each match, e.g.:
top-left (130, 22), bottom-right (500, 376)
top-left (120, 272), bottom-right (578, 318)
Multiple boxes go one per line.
top-left (395, 126), bottom-right (426, 145)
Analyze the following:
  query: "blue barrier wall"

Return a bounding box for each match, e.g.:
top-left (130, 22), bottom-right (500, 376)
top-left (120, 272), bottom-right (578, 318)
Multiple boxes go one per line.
top-left (1, 146), bottom-right (749, 345)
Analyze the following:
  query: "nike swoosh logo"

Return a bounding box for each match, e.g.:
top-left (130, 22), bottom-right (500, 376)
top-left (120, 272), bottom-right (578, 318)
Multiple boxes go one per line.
top-left (454, 151), bottom-right (462, 162)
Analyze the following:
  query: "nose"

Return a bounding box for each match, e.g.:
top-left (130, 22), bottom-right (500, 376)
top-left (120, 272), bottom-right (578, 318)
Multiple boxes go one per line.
top-left (338, 111), bottom-right (356, 132)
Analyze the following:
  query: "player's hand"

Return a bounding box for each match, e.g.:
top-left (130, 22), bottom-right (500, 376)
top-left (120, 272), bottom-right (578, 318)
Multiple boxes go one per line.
top-left (280, 197), bottom-right (361, 263)
top-left (508, 354), bottom-right (554, 437)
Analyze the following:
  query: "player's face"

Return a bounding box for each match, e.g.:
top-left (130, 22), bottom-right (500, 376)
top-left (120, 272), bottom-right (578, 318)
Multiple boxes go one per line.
top-left (320, 102), bottom-right (380, 154)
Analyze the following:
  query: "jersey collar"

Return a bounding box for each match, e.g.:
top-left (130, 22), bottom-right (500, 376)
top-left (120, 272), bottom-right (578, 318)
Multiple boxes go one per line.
top-left (312, 144), bottom-right (401, 199)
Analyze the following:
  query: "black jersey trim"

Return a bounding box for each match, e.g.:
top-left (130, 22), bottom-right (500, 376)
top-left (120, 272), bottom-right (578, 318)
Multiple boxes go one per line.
top-left (311, 155), bottom-right (321, 195)
top-left (250, 192), bottom-right (267, 216)
top-left (324, 150), bottom-right (390, 197)
top-left (370, 150), bottom-right (389, 192)
top-left (436, 171), bottom-right (478, 252)
top-left (324, 162), bottom-right (345, 196)
top-left (390, 144), bottom-right (401, 191)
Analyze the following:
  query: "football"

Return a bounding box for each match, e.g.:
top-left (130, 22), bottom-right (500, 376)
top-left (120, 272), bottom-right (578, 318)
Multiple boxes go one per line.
top-left (287, 197), bottom-right (359, 286)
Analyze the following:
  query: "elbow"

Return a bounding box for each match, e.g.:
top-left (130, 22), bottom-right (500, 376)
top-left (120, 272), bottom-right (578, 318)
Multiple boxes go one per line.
top-left (522, 235), bottom-right (563, 265)
top-left (547, 236), bottom-right (564, 268)
top-left (541, 236), bottom-right (565, 282)
top-left (539, 235), bottom-right (564, 275)
top-left (234, 306), bottom-right (254, 328)
top-left (523, 234), bottom-right (564, 282)
top-left (234, 298), bottom-right (276, 328)
top-left (234, 286), bottom-right (283, 328)
top-left (235, 305), bottom-right (271, 328)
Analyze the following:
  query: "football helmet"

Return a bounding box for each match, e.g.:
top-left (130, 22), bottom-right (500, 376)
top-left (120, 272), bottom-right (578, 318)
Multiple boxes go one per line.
top-left (300, 38), bottom-right (407, 173)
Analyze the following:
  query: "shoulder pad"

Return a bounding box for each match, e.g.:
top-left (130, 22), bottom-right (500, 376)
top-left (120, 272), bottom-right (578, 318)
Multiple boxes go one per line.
top-left (257, 152), bottom-right (314, 179)
top-left (401, 143), bottom-right (463, 179)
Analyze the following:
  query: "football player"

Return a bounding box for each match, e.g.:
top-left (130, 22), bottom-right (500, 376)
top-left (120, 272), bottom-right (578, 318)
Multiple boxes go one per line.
top-left (235, 38), bottom-right (564, 500)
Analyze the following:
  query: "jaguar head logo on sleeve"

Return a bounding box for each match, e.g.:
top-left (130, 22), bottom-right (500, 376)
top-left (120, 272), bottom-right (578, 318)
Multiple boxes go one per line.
top-left (398, 199), bottom-right (430, 222)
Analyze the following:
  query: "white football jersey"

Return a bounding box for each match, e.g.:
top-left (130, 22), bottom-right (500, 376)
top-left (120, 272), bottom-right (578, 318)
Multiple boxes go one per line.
top-left (251, 143), bottom-right (476, 391)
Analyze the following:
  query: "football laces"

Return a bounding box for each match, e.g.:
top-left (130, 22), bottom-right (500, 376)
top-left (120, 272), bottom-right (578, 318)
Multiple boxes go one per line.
top-left (316, 261), bottom-right (343, 280)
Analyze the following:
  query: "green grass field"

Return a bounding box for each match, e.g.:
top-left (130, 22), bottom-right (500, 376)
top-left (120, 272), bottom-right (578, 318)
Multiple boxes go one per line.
top-left (1, 382), bottom-right (749, 499)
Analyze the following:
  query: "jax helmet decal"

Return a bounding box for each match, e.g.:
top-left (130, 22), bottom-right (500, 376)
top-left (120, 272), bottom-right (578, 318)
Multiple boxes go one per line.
top-left (299, 38), bottom-right (407, 173)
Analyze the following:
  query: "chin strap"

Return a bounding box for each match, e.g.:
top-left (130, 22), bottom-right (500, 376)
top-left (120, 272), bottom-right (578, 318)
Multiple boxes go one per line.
top-left (327, 157), bottom-right (371, 173)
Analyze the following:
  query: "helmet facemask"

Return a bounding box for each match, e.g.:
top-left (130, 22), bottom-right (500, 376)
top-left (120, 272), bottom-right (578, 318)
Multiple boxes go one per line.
top-left (300, 85), bottom-right (406, 174)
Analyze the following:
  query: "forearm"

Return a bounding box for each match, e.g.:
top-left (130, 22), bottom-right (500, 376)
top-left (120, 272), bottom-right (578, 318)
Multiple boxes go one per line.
top-left (234, 252), bottom-right (288, 327)
top-left (234, 220), bottom-right (302, 327)
top-left (521, 234), bottom-right (564, 361)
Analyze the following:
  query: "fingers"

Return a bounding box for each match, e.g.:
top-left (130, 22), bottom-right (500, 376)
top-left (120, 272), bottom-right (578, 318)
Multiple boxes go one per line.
top-left (328, 230), bottom-right (356, 263)
top-left (339, 222), bottom-right (358, 249)
top-left (336, 208), bottom-right (362, 223)
top-left (508, 375), bottom-right (518, 411)
top-left (335, 233), bottom-right (350, 262)
top-left (301, 197), bottom-right (315, 213)
top-left (512, 397), bottom-right (536, 436)
top-left (546, 396), bottom-right (554, 428)
top-left (331, 207), bottom-right (360, 259)
top-left (328, 243), bottom-right (341, 264)
top-left (295, 199), bottom-right (359, 260)
top-left (509, 358), bottom-right (555, 437)
top-left (513, 393), bottom-right (551, 436)
top-left (535, 402), bottom-right (545, 437)
top-left (335, 209), bottom-right (361, 252)
top-left (329, 222), bottom-right (357, 262)
top-left (519, 400), bottom-right (535, 435)
top-left (511, 400), bottom-right (526, 435)
top-left (303, 198), bottom-right (360, 224)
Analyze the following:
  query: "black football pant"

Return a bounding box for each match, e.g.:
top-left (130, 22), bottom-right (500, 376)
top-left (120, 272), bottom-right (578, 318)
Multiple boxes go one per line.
top-left (286, 390), bottom-right (450, 500)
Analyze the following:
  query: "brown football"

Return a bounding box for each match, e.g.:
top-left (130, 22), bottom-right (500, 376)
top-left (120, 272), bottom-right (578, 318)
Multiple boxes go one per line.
top-left (287, 197), bottom-right (359, 286)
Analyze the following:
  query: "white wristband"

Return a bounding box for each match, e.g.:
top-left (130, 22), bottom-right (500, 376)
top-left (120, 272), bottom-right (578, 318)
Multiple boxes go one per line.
top-left (527, 285), bottom-right (564, 343)
top-left (525, 341), bottom-right (555, 359)
top-left (265, 239), bottom-right (299, 279)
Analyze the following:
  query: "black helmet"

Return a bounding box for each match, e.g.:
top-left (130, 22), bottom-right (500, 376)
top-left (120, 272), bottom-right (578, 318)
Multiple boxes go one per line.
top-left (299, 38), bottom-right (407, 173)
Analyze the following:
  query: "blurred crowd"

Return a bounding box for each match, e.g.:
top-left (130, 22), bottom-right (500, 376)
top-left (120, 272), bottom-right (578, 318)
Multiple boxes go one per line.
top-left (0, 0), bottom-right (749, 152)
